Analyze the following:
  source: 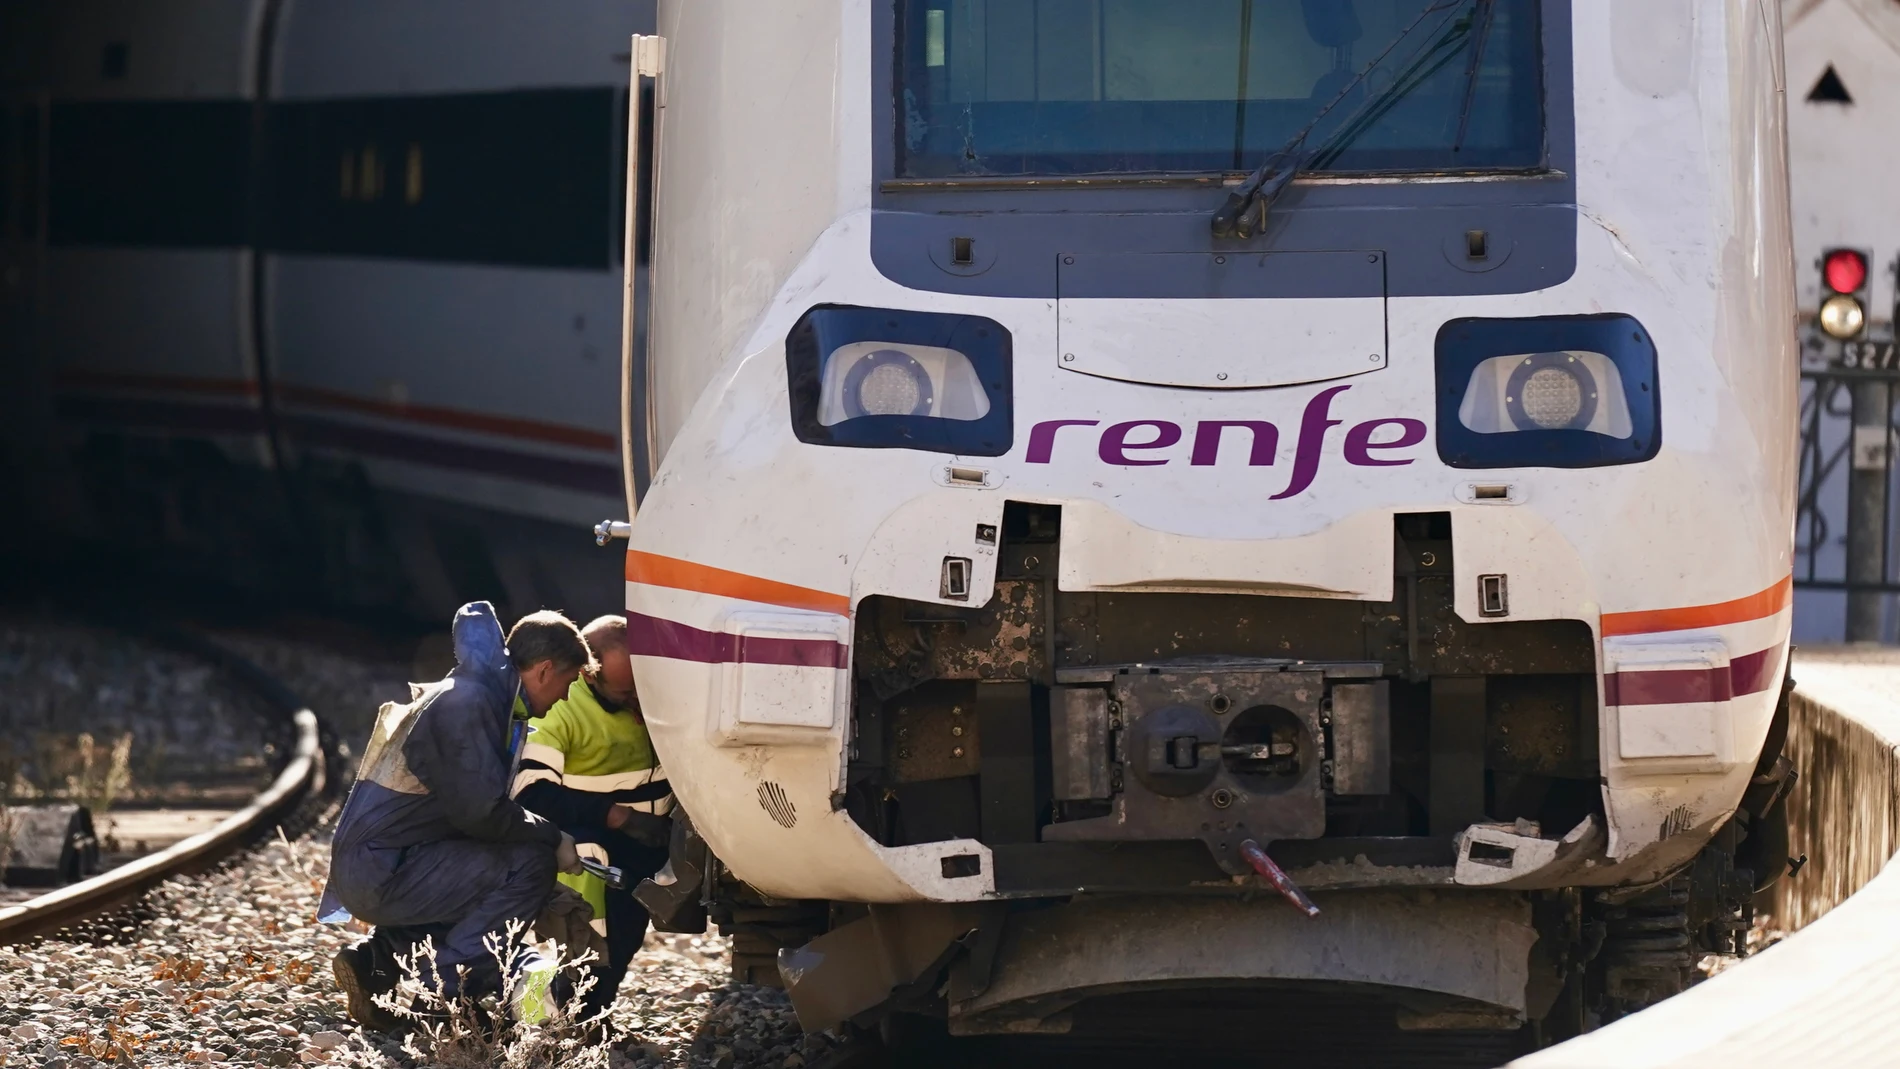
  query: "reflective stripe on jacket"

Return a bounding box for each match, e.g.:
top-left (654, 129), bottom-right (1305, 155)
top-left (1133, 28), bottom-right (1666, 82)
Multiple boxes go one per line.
top-left (511, 674), bottom-right (673, 816)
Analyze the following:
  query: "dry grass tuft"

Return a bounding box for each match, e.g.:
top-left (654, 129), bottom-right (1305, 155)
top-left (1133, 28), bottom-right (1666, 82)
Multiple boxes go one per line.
top-left (10, 731), bottom-right (135, 816)
top-left (319, 922), bottom-right (615, 1069)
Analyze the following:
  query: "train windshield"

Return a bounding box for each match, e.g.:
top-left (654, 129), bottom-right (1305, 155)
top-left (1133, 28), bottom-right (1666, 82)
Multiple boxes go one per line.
top-left (895, 0), bottom-right (1544, 179)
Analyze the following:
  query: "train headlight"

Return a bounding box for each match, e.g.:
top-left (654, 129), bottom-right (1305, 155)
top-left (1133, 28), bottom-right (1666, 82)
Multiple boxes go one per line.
top-left (1512, 360), bottom-right (1591, 429)
top-left (841, 349), bottom-right (935, 418)
top-left (1819, 294), bottom-right (1866, 340)
top-left (787, 305), bottom-right (1013, 456)
top-left (1437, 315), bottom-right (1660, 469)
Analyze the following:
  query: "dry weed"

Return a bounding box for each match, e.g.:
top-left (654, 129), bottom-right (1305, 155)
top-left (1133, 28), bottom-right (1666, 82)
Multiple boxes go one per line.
top-left (17, 731), bottom-right (135, 815)
top-left (324, 922), bottom-right (615, 1069)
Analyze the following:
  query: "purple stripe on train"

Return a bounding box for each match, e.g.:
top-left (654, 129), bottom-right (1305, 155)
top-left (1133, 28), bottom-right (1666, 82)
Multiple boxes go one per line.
top-left (628, 612), bottom-right (849, 669)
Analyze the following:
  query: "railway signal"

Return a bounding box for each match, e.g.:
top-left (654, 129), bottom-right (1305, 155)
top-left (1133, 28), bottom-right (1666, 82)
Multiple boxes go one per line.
top-left (1819, 247), bottom-right (1871, 340)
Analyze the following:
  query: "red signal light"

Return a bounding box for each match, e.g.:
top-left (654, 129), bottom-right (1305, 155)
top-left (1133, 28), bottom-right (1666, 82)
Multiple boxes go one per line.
top-left (1825, 249), bottom-right (1868, 294)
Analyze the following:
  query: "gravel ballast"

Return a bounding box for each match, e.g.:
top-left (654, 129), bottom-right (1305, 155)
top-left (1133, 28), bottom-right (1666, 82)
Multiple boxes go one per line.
top-left (0, 622), bottom-right (841, 1069)
top-left (0, 837), bottom-right (830, 1068)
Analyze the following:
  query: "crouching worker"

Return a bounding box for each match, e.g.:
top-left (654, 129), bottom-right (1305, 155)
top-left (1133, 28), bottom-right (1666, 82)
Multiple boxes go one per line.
top-left (513, 614), bottom-right (673, 1016)
top-left (322, 603), bottom-right (592, 1029)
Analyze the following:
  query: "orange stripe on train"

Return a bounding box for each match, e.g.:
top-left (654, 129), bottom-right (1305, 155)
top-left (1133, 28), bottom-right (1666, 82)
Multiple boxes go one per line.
top-left (1600, 575), bottom-right (1792, 637)
top-left (624, 551), bottom-right (852, 617)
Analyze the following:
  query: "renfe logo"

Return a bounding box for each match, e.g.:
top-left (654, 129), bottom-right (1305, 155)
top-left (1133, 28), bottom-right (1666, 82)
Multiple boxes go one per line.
top-left (1026, 385), bottom-right (1426, 501)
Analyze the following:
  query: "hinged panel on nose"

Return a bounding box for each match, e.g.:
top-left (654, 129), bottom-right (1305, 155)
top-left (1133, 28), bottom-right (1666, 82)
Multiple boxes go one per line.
top-left (1056, 250), bottom-right (1389, 389)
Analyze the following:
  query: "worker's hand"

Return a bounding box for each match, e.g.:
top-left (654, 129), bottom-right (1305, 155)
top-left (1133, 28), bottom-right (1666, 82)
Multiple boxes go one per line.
top-left (608, 806), bottom-right (671, 848)
top-left (555, 832), bottom-right (584, 876)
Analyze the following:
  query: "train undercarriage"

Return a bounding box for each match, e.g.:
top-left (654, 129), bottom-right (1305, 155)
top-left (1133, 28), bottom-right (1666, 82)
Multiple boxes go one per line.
top-left (639, 503), bottom-right (1797, 1046)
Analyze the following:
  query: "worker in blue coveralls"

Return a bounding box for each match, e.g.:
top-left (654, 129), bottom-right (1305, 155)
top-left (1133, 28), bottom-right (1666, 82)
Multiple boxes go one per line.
top-left (322, 603), bottom-right (591, 1030)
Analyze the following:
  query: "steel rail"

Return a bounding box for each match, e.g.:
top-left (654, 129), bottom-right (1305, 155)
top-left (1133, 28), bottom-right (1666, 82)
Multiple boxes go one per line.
top-left (0, 631), bottom-right (326, 943)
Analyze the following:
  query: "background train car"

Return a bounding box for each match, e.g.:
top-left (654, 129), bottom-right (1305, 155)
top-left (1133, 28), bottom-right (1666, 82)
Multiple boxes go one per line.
top-left (0, 0), bottom-right (652, 623)
top-left (1785, 0), bottom-right (1900, 642)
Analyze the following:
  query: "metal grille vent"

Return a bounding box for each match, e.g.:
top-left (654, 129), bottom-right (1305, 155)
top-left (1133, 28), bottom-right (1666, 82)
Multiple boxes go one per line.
top-left (758, 782), bottom-right (797, 828)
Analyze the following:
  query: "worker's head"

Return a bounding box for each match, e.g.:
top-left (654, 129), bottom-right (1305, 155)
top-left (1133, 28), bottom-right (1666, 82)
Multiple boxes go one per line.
top-left (506, 610), bottom-right (593, 716)
top-left (581, 614), bottom-right (637, 713)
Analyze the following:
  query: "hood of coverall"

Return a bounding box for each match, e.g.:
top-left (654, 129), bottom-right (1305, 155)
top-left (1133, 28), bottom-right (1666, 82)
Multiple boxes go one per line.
top-left (450, 601), bottom-right (521, 712)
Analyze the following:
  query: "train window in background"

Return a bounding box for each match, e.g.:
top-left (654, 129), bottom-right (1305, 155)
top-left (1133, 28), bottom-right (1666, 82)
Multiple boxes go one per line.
top-left (896, 0), bottom-right (1544, 178)
top-left (405, 144), bottom-right (423, 205)
top-left (14, 103), bottom-right (42, 243)
top-left (269, 89), bottom-right (616, 269)
top-left (1, 104), bottom-right (16, 241)
top-left (47, 100), bottom-right (250, 247)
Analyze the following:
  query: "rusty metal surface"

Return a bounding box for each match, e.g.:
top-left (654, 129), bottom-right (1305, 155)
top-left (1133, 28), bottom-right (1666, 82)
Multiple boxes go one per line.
top-left (1331, 680), bottom-right (1392, 795)
top-left (888, 692), bottom-right (981, 784)
top-left (1054, 585), bottom-right (1595, 681)
top-left (1043, 664), bottom-right (1326, 873)
top-left (852, 584), bottom-right (1046, 702)
top-left (1487, 674), bottom-right (1598, 780)
top-left (928, 579), bottom-right (1045, 682)
top-left (1050, 687), bottom-right (1111, 801)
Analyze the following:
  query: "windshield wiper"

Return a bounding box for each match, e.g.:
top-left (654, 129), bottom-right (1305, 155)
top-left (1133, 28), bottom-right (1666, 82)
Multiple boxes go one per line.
top-left (1453, 0), bottom-right (1499, 152)
top-left (1211, 0), bottom-right (1481, 240)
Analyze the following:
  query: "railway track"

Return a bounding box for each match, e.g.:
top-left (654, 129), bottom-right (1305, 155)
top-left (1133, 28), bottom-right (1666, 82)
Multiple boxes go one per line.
top-left (0, 625), bottom-right (333, 945)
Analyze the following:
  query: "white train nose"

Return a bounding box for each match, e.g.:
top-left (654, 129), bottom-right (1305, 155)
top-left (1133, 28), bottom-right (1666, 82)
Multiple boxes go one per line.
top-left (1055, 251), bottom-right (1389, 389)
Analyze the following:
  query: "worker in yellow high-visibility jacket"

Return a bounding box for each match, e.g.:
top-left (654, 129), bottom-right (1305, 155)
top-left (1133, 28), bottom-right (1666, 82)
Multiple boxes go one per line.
top-left (511, 614), bottom-right (672, 1015)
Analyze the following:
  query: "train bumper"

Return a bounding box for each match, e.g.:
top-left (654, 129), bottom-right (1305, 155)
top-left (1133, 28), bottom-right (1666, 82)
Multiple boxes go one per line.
top-left (781, 891), bottom-right (1537, 1035)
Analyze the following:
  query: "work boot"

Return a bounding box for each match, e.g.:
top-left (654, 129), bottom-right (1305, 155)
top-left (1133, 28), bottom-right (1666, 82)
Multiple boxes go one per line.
top-left (332, 941), bottom-right (401, 1033)
top-left (508, 949), bottom-right (574, 1026)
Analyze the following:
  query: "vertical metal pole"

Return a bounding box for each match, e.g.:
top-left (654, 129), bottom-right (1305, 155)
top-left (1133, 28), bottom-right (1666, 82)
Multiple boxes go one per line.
top-left (618, 35), bottom-right (666, 523)
top-left (1846, 377), bottom-right (1889, 641)
top-left (618, 38), bottom-right (646, 523)
top-left (1805, 382), bottom-right (1826, 584)
top-left (640, 37), bottom-right (667, 497)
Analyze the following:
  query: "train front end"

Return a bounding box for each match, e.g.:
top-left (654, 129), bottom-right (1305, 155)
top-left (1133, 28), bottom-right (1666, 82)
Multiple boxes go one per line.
top-left (622, 0), bottom-right (1797, 1041)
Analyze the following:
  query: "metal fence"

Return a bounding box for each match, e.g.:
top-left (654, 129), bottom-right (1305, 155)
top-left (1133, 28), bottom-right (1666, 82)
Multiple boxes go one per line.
top-left (1797, 360), bottom-right (1900, 640)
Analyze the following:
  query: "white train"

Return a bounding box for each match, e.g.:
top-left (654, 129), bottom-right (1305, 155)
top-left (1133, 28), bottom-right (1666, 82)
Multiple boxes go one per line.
top-left (0, 0), bottom-right (652, 621)
top-left (617, 0), bottom-right (1801, 1049)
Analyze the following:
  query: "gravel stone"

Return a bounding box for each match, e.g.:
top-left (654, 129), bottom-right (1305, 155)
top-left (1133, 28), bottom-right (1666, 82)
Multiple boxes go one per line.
top-left (309, 1030), bottom-right (346, 1051)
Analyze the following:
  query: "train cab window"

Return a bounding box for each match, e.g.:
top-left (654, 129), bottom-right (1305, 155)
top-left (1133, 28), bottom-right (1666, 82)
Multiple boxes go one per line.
top-left (896, 0), bottom-right (1544, 178)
